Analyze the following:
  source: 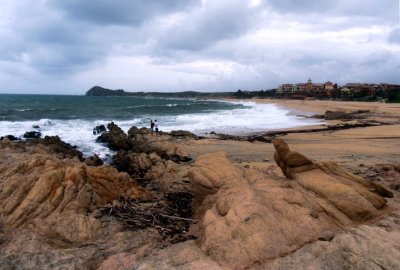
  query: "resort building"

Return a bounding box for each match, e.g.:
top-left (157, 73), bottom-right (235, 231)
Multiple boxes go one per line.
top-left (343, 83), bottom-right (378, 97)
top-left (276, 80), bottom-right (400, 100)
top-left (277, 79), bottom-right (337, 98)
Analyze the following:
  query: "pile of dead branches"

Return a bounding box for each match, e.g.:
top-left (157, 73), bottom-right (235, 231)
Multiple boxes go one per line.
top-left (100, 191), bottom-right (196, 243)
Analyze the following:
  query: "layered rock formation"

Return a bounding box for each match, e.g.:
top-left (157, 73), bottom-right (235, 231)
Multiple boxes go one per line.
top-left (0, 139), bottom-right (150, 243)
top-left (1, 135), bottom-right (399, 269)
top-left (97, 123), bottom-right (191, 162)
top-left (112, 150), bottom-right (184, 192)
top-left (187, 140), bottom-right (395, 269)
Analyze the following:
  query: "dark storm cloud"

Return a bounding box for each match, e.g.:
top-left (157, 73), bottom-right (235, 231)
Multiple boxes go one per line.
top-left (51, 0), bottom-right (200, 26)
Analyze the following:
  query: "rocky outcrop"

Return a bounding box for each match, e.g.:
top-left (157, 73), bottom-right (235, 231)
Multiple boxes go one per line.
top-left (97, 123), bottom-right (192, 163)
top-left (263, 220), bottom-right (400, 269)
top-left (23, 131), bottom-right (41, 139)
top-left (0, 140), bottom-right (150, 243)
top-left (92, 124), bottom-right (106, 135)
top-left (273, 139), bottom-right (393, 222)
top-left (1, 134), bottom-right (398, 269)
top-left (84, 154), bottom-right (104, 166)
top-left (97, 212), bottom-right (400, 270)
top-left (187, 141), bottom-right (392, 269)
top-left (101, 123), bottom-right (192, 163)
top-left (112, 150), bottom-right (185, 192)
top-left (361, 163), bottom-right (400, 191)
top-left (311, 109), bottom-right (371, 120)
top-left (0, 135), bottom-right (19, 141)
top-left (96, 122), bottom-right (130, 150)
top-left (35, 135), bottom-right (84, 160)
top-left (127, 126), bottom-right (191, 162)
top-left (153, 141), bottom-right (191, 162)
top-left (113, 151), bottom-right (154, 177)
top-left (128, 126), bottom-right (151, 137)
top-left (170, 130), bottom-right (198, 139)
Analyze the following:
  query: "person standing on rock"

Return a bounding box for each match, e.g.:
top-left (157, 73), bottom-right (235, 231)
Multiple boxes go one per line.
top-left (150, 120), bottom-right (155, 135)
top-left (154, 120), bottom-right (159, 135)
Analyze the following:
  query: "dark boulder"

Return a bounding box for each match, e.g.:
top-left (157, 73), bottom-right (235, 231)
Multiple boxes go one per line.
top-left (325, 110), bottom-right (354, 120)
top-left (128, 126), bottom-right (150, 138)
top-left (324, 110), bottom-right (370, 120)
top-left (84, 154), bottom-right (104, 166)
top-left (113, 150), bottom-right (153, 177)
top-left (96, 122), bottom-right (130, 151)
top-left (0, 135), bottom-right (19, 141)
top-left (309, 114), bottom-right (325, 119)
top-left (92, 125), bottom-right (106, 135)
top-left (23, 131), bottom-right (42, 139)
top-left (170, 130), bottom-right (198, 139)
top-left (40, 136), bottom-right (83, 160)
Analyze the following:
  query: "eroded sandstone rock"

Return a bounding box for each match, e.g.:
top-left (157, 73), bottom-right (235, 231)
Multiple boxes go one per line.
top-left (1, 135), bottom-right (398, 269)
top-left (273, 139), bottom-right (392, 221)
top-left (187, 141), bottom-right (392, 269)
top-left (0, 140), bottom-right (150, 243)
top-left (33, 135), bottom-right (84, 160)
top-left (263, 221), bottom-right (400, 270)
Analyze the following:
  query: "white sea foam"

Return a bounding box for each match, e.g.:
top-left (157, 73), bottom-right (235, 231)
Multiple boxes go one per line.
top-left (154, 102), bottom-right (320, 135)
top-left (16, 109), bottom-right (31, 112)
top-left (0, 102), bottom-right (321, 158)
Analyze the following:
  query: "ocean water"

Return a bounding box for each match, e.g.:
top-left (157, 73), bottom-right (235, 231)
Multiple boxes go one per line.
top-left (0, 94), bottom-right (321, 158)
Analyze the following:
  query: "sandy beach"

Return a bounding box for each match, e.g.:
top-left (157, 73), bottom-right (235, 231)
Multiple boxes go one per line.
top-left (182, 99), bottom-right (400, 175)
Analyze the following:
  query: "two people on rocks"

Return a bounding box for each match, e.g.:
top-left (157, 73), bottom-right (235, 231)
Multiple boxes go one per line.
top-left (150, 119), bottom-right (159, 135)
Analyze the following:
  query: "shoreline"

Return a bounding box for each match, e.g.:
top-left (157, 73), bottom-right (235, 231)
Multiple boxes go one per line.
top-left (249, 98), bottom-right (400, 115)
top-left (184, 98), bottom-right (400, 173)
top-left (2, 98), bottom-right (400, 167)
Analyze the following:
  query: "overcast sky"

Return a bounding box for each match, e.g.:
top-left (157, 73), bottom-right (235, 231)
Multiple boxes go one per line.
top-left (0, 0), bottom-right (399, 94)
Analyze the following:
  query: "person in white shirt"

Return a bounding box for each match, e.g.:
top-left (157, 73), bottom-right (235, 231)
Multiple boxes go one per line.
top-left (154, 120), bottom-right (159, 135)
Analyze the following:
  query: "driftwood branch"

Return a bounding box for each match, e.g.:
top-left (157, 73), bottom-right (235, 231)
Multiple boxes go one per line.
top-left (99, 191), bottom-right (196, 243)
top-left (160, 214), bottom-right (198, 222)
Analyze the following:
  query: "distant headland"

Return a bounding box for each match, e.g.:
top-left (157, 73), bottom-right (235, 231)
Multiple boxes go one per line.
top-left (85, 86), bottom-right (127, 96)
top-left (85, 81), bottom-right (400, 102)
top-left (85, 86), bottom-right (233, 98)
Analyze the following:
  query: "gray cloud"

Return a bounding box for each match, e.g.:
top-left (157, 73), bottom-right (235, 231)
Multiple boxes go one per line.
top-left (1, 0), bottom-right (201, 75)
top-left (160, 0), bottom-right (257, 51)
top-left (0, 0), bottom-right (399, 94)
top-left (388, 26), bottom-right (400, 44)
top-left (51, 0), bottom-right (200, 26)
top-left (265, 0), bottom-right (332, 13)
